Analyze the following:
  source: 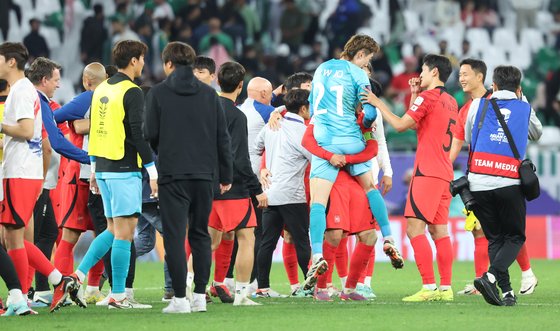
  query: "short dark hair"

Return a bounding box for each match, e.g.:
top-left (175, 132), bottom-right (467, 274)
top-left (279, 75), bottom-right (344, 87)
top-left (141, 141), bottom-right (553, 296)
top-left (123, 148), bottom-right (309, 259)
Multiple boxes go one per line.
top-left (0, 79), bottom-right (7, 92)
top-left (285, 72), bottom-right (313, 91)
top-left (218, 61), bottom-right (245, 93)
top-left (162, 41), bottom-right (196, 67)
top-left (26, 57), bottom-right (62, 85)
top-left (285, 89), bottom-right (309, 114)
top-left (460, 58), bottom-right (487, 83)
top-left (0, 42), bottom-right (29, 71)
top-left (493, 65), bottom-right (522, 93)
top-left (369, 78), bottom-right (382, 96)
top-left (194, 56), bottom-right (216, 74)
top-left (423, 54), bottom-right (452, 83)
top-left (105, 64), bottom-right (118, 78)
top-left (93, 4), bottom-right (103, 15)
top-left (112, 40), bottom-right (148, 69)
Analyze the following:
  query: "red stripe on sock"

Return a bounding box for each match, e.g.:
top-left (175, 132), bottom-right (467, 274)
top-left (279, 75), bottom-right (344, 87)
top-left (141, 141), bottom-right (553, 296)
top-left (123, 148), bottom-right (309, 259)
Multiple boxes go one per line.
top-left (335, 237), bottom-right (348, 278)
top-left (88, 260), bottom-right (104, 286)
top-left (317, 241), bottom-right (337, 289)
top-left (347, 242), bottom-right (373, 289)
top-left (516, 243), bottom-right (531, 272)
top-left (8, 248), bottom-right (28, 293)
top-left (24, 240), bottom-right (55, 277)
top-left (54, 240), bottom-right (75, 276)
top-left (214, 239), bottom-right (234, 283)
top-left (474, 236), bottom-right (489, 278)
top-left (434, 236), bottom-right (453, 286)
top-left (282, 241), bottom-right (299, 285)
top-left (410, 234), bottom-right (435, 285)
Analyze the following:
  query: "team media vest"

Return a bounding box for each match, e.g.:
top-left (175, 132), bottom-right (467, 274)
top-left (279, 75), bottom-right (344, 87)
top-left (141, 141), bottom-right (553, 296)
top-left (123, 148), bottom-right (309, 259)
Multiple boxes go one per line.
top-left (89, 79), bottom-right (141, 166)
top-left (468, 98), bottom-right (531, 179)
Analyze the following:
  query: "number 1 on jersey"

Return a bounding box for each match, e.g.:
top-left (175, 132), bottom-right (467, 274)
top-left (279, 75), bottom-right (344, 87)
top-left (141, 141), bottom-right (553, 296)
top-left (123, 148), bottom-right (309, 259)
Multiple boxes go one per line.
top-left (314, 82), bottom-right (344, 117)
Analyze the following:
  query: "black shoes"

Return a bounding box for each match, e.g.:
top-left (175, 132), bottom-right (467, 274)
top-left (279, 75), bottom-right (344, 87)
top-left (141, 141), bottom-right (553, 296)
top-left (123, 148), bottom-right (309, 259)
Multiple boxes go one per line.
top-left (474, 273), bottom-right (504, 306)
top-left (503, 292), bottom-right (517, 306)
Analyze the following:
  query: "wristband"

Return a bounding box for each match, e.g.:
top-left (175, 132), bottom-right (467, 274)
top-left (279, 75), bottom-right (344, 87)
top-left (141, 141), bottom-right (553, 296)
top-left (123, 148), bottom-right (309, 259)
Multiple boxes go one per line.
top-left (145, 163), bottom-right (158, 180)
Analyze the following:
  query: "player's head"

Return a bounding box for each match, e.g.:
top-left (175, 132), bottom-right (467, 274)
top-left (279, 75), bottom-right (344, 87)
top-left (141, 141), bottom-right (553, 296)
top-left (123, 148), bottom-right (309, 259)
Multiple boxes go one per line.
top-left (492, 65), bottom-right (522, 95)
top-left (218, 61), bottom-right (245, 95)
top-left (27, 57), bottom-right (62, 99)
top-left (161, 41), bottom-right (196, 77)
top-left (369, 78), bottom-right (382, 96)
top-left (285, 72), bottom-right (313, 91)
top-left (285, 88), bottom-right (310, 120)
top-left (459, 58), bottom-right (486, 94)
top-left (83, 62), bottom-right (107, 91)
top-left (0, 79), bottom-right (8, 95)
top-left (112, 40), bottom-right (147, 78)
top-left (0, 42), bottom-right (29, 79)
top-left (105, 64), bottom-right (118, 78)
top-left (193, 56), bottom-right (216, 86)
top-left (340, 35), bottom-right (379, 68)
top-left (420, 54), bottom-right (452, 88)
top-left (361, 61), bottom-right (374, 78)
top-left (247, 77), bottom-right (273, 105)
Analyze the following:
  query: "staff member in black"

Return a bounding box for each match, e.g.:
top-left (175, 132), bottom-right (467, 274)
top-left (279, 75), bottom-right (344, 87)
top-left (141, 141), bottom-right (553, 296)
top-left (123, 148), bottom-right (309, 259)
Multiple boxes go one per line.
top-left (463, 66), bottom-right (542, 306)
top-left (144, 41), bottom-right (233, 314)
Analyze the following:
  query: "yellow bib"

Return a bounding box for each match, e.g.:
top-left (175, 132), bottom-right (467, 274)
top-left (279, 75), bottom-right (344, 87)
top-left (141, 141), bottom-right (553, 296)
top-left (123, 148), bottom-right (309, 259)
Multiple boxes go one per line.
top-left (89, 79), bottom-right (138, 163)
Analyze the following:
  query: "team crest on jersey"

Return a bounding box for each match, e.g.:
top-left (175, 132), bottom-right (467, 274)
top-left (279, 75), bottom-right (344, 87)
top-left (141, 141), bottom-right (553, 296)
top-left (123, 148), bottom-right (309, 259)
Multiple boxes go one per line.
top-left (334, 215), bottom-right (341, 223)
top-left (410, 96), bottom-right (424, 112)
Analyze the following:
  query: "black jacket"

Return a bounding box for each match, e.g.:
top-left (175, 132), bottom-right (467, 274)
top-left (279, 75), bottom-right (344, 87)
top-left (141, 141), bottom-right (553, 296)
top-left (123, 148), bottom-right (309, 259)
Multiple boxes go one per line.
top-left (144, 65), bottom-right (233, 185)
top-left (215, 97), bottom-right (262, 200)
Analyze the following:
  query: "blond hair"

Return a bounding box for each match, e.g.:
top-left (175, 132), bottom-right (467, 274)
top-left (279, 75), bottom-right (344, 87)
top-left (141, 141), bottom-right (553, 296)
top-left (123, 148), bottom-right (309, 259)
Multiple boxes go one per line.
top-left (340, 35), bottom-right (379, 60)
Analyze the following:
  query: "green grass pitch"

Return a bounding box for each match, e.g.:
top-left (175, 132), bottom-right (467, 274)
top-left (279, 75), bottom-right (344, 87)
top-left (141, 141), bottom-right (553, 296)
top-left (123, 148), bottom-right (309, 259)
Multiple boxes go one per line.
top-left (1, 260), bottom-right (559, 330)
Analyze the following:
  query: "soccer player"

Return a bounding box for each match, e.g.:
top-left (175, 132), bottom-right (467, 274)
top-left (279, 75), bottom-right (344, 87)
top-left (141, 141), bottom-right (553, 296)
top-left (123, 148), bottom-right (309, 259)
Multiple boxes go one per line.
top-left (208, 61), bottom-right (267, 306)
top-left (0, 42), bottom-right (78, 313)
top-left (193, 55), bottom-right (216, 86)
top-left (73, 40), bottom-right (157, 309)
top-left (145, 42), bottom-right (233, 314)
top-left (254, 88), bottom-right (312, 298)
top-left (306, 35), bottom-right (400, 290)
top-left (450, 59), bottom-right (538, 296)
top-left (362, 54), bottom-right (458, 301)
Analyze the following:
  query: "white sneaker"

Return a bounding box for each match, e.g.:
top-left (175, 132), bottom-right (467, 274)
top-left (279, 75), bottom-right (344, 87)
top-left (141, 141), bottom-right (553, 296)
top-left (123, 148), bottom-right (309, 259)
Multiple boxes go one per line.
top-left (252, 288), bottom-right (287, 298)
top-left (162, 297), bottom-right (191, 314)
top-left (224, 278), bottom-right (235, 294)
top-left (96, 292), bottom-right (111, 306)
top-left (233, 288), bottom-right (261, 306)
top-left (191, 293), bottom-right (207, 312)
top-left (248, 280), bottom-right (258, 294)
top-left (456, 284), bottom-right (480, 295)
top-left (519, 275), bottom-right (538, 295)
top-left (126, 293), bottom-right (152, 309)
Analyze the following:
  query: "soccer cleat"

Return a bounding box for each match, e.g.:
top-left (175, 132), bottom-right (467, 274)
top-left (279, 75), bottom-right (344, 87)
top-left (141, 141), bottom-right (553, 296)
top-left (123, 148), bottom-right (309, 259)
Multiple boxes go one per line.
top-left (313, 289), bottom-right (332, 301)
top-left (438, 288), bottom-right (454, 301)
top-left (474, 273), bottom-right (504, 306)
top-left (84, 288), bottom-right (105, 304)
top-left (356, 285), bottom-right (376, 299)
top-left (402, 288), bottom-right (440, 302)
top-left (503, 292), bottom-right (517, 306)
top-left (1, 299), bottom-right (36, 316)
top-left (252, 288), bottom-right (287, 298)
top-left (291, 287), bottom-right (313, 298)
top-left (210, 284), bottom-right (234, 303)
top-left (456, 283), bottom-right (480, 295)
top-left (50, 275), bottom-right (78, 313)
top-left (224, 278), bottom-right (235, 294)
top-left (302, 257), bottom-right (328, 291)
top-left (162, 297), bottom-right (191, 314)
top-left (519, 275), bottom-right (538, 295)
top-left (340, 290), bottom-right (367, 301)
top-left (96, 292), bottom-right (111, 306)
top-left (33, 291), bottom-right (52, 306)
top-left (69, 277), bottom-right (87, 308)
top-left (162, 290), bottom-right (174, 302)
top-left (327, 285), bottom-right (340, 297)
top-left (126, 293), bottom-right (152, 309)
top-left (108, 297), bottom-right (134, 309)
top-left (233, 288), bottom-right (262, 306)
top-left (191, 294), bottom-right (207, 312)
top-left (383, 240), bottom-right (404, 269)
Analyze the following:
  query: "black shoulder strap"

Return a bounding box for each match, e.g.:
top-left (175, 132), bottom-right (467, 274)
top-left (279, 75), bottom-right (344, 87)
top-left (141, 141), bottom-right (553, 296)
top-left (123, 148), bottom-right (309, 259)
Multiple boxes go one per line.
top-left (489, 99), bottom-right (521, 160)
top-left (472, 98), bottom-right (490, 151)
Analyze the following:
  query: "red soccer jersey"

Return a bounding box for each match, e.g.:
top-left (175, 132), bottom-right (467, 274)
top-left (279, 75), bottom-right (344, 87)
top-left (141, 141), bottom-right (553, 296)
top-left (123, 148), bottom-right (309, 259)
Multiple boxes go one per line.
top-left (406, 87), bottom-right (458, 181)
top-left (453, 91), bottom-right (492, 141)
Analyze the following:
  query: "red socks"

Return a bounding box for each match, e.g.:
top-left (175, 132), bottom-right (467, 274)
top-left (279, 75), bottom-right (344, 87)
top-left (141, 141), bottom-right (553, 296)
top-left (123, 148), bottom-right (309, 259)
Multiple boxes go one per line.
top-left (8, 248), bottom-right (28, 293)
top-left (213, 239), bottom-right (234, 283)
top-left (88, 260), bottom-right (105, 287)
top-left (282, 241), bottom-right (299, 286)
top-left (185, 239), bottom-right (191, 261)
top-left (410, 234), bottom-right (435, 284)
top-left (346, 242), bottom-right (373, 289)
top-left (317, 242), bottom-right (337, 289)
top-left (54, 239), bottom-right (75, 276)
top-left (434, 236), bottom-right (453, 286)
top-left (358, 246), bottom-right (375, 283)
top-left (24, 240), bottom-right (55, 277)
top-left (516, 243), bottom-right (531, 272)
top-left (335, 237), bottom-right (348, 279)
top-left (474, 236), bottom-right (489, 277)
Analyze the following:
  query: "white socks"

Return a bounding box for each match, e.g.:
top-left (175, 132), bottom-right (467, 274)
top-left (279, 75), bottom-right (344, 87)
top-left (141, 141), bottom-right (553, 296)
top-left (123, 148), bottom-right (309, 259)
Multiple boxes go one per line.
top-left (86, 285), bottom-right (98, 292)
top-left (290, 284), bottom-right (300, 292)
top-left (521, 268), bottom-right (534, 278)
top-left (75, 270), bottom-right (86, 283)
top-left (8, 289), bottom-right (25, 303)
top-left (440, 285), bottom-right (451, 291)
top-left (364, 277), bottom-right (372, 287)
top-left (186, 272), bottom-right (195, 288)
top-left (339, 276), bottom-right (347, 289)
top-left (312, 253), bottom-right (323, 262)
top-left (423, 284), bottom-right (437, 291)
top-left (48, 270), bottom-right (63, 285)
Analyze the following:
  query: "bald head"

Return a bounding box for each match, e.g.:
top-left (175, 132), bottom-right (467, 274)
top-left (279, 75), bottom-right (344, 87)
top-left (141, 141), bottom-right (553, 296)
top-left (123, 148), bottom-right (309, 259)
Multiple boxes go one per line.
top-left (247, 77), bottom-right (273, 105)
top-left (82, 62), bottom-right (107, 91)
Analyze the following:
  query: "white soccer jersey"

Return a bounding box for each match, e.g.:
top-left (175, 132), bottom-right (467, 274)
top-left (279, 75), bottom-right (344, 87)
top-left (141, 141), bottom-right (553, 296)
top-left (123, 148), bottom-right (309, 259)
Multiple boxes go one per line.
top-left (2, 78), bottom-right (43, 179)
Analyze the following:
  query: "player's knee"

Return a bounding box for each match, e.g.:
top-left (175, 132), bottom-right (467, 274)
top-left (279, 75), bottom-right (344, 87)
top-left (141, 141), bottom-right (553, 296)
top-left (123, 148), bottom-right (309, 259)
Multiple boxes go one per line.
top-left (428, 225), bottom-right (448, 240)
top-left (357, 229), bottom-right (376, 246)
top-left (324, 230), bottom-right (342, 247)
top-left (283, 230), bottom-right (293, 244)
top-left (236, 227), bottom-right (255, 244)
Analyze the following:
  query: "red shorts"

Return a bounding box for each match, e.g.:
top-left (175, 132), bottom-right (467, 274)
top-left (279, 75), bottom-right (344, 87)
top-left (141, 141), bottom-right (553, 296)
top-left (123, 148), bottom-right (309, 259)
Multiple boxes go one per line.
top-left (326, 183), bottom-right (351, 232)
top-left (50, 184), bottom-right (64, 226)
top-left (348, 187), bottom-right (376, 234)
top-left (1, 178), bottom-right (43, 227)
top-left (208, 198), bottom-right (256, 233)
top-left (405, 176), bottom-right (451, 225)
top-left (60, 181), bottom-right (93, 232)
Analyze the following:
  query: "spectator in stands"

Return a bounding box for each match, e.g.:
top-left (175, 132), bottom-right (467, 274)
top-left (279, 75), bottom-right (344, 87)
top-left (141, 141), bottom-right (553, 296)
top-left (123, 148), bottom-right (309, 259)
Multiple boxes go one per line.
top-left (0, 0), bottom-right (21, 41)
top-left (280, 0), bottom-right (307, 54)
top-left (434, 0), bottom-right (461, 28)
top-left (111, 14), bottom-right (140, 45)
top-left (475, 3), bottom-right (499, 35)
top-left (302, 40), bottom-right (324, 72)
top-left (370, 48), bottom-right (393, 93)
top-left (387, 56), bottom-right (419, 110)
top-left (461, 0), bottom-right (476, 27)
top-left (152, 18), bottom-right (172, 81)
top-left (198, 17), bottom-right (234, 55)
top-left (80, 4), bottom-right (108, 64)
top-left (510, 0), bottom-right (543, 33)
top-left (23, 18), bottom-right (49, 62)
top-left (236, 0), bottom-right (261, 44)
top-left (153, 0), bottom-right (175, 21)
top-left (460, 39), bottom-right (475, 59)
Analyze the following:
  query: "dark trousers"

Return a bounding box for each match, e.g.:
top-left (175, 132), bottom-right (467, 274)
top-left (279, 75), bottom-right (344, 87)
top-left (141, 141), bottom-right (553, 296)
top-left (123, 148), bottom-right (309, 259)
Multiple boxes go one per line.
top-left (88, 192), bottom-right (136, 289)
top-left (33, 189), bottom-right (59, 291)
top-left (257, 203), bottom-right (310, 289)
top-left (0, 246), bottom-right (21, 291)
top-left (472, 185), bottom-right (526, 293)
top-left (159, 180), bottom-right (213, 297)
